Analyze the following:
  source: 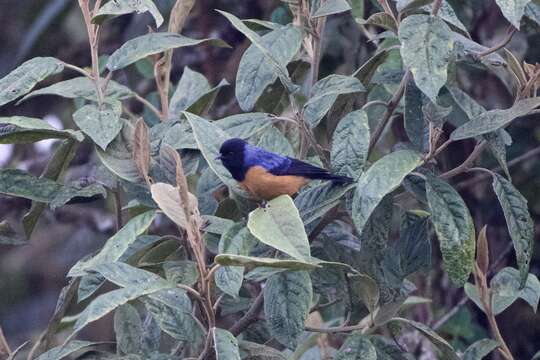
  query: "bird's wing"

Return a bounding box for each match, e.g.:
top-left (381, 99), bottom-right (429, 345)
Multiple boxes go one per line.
top-left (243, 143), bottom-right (291, 171)
top-left (269, 157), bottom-right (332, 178)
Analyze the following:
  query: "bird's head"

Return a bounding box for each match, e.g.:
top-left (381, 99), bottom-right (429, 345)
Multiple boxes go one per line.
top-left (217, 138), bottom-right (248, 181)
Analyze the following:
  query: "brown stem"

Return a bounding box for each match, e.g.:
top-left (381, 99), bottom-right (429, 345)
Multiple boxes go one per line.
top-left (0, 326), bottom-right (11, 356)
top-left (229, 292), bottom-right (264, 336)
top-left (431, 0), bottom-right (444, 16)
top-left (368, 70), bottom-right (410, 154)
top-left (78, 0), bottom-right (104, 105)
top-left (478, 27), bottom-right (517, 58)
top-left (440, 141), bottom-right (487, 179)
top-left (113, 190), bottom-right (123, 232)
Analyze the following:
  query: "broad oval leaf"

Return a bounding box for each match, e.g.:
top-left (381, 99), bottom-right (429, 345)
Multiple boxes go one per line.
top-left (93, 0), bottom-right (164, 27)
top-left (303, 75), bottom-right (366, 127)
top-left (399, 15), bottom-right (454, 102)
top-left (68, 210), bottom-right (156, 276)
top-left (462, 339), bottom-right (500, 360)
top-left (0, 169), bottom-right (62, 202)
top-left (49, 181), bottom-right (106, 210)
top-left (215, 224), bottom-right (257, 297)
top-left (236, 25), bottom-right (302, 111)
top-left (107, 32), bottom-right (229, 71)
top-left (35, 340), bottom-right (103, 360)
top-left (312, 0), bottom-right (352, 18)
top-left (248, 195), bottom-right (311, 262)
top-left (426, 176), bottom-right (475, 286)
top-left (238, 340), bottom-right (287, 360)
top-left (0, 57), bottom-right (64, 107)
top-left (217, 10), bottom-right (297, 94)
top-left (492, 174), bottom-right (534, 286)
top-left (264, 270), bottom-right (312, 349)
top-left (215, 112), bottom-right (273, 140)
top-left (19, 77), bottom-right (133, 103)
top-left (295, 182), bottom-right (355, 226)
top-left (0, 116), bottom-right (83, 144)
top-left (335, 333), bottom-right (377, 360)
top-left (390, 317), bottom-right (459, 360)
top-left (331, 110), bottom-right (370, 178)
top-left (450, 97), bottom-right (540, 141)
top-left (150, 182), bottom-right (198, 230)
top-left (170, 67), bottom-right (211, 115)
top-left (114, 303), bottom-right (144, 355)
top-left (352, 150), bottom-right (423, 234)
top-left (495, 0), bottom-right (531, 28)
top-left (73, 102), bottom-right (123, 150)
top-left (213, 328), bottom-right (241, 360)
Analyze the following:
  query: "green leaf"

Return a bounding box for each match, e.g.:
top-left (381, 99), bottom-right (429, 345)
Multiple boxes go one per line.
top-left (238, 340), bottom-right (287, 360)
top-left (106, 32), bottom-right (229, 71)
top-left (170, 67), bottom-right (210, 114)
top-left (465, 267), bottom-right (540, 314)
top-left (303, 75), bottom-right (366, 127)
top-left (352, 150), bottom-right (423, 234)
top-left (215, 254), bottom-right (319, 270)
top-left (50, 182), bottom-right (106, 210)
top-left (357, 12), bottom-right (398, 33)
top-left (144, 288), bottom-right (198, 342)
top-left (216, 224), bottom-right (257, 297)
top-left (462, 339), bottom-right (500, 360)
top-left (424, 1), bottom-right (468, 33)
top-left (217, 10), bottom-right (297, 95)
top-left (74, 283), bottom-right (170, 333)
top-left (404, 79), bottom-right (429, 151)
top-left (185, 79), bottom-right (229, 116)
top-left (23, 139), bottom-right (78, 238)
top-left (213, 328), bottom-right (241, 360)
top-left (89, 262), bottom-right (171, 289)
top-left (396, 0), bottom-right (433, 13)
top-left (0, 57), bottom-right (64, 107)
top-left (353, 48), bottom-right (390, 85)
top-left (485, 130), bottom-right (512, 180)
top-left (335, 333), bottom-right (377, 360)
top-left (73, 102), bottom-right (123, 150)
top-left (492, 174), bottom-right (534, 286)
top-left (450, 98), bottom-right (540, 140)
top-left (78, 273), bottom-right (106, 302)
top-left (35, 340), bottom-right (102, 360)
top-left (399, 15), bottom-right (454, 102)
top-left (312, 0), bottom-right (352, 18)
top-left (391, 317), bottom-right (459, 360)
top-left (18, 77), bottom-right (134, 103)
top-left (68, 210), bottom-right (156, 276)
top-left (93, 0), bottom-right (164, 27)
top-left (525, 2), bottom-right (540, 25)
top-left (164, 260), bottom-right (199, 286)
top-left (296, 182), bottom-right (355, 226)
top-left (494, 0), bottom-right (531, 28)
top-left (331, 110), bottom-right (370, 179)
top-left (184, 112), bottom-right (241, 190)
top-left (0, 169), bottom-right (62, 202)
top-left (256, 126), bottom-right (294, 157)
top-left (96, 120), bottom-right (141, 183)
top-left (264, 271), bottom-right (312, 349)
top-left (248, 195), bottom-right (311, 262)
top-left (236, 25), bottom-right (302, 111)
top-left (349, 274), bottom-right (380, 315)
top-left (452, 32), bottom-right (506, 67)
top-left (426, 176), bottom-right (475, 286)
top-left (114, 304), bottom-right (144, 355)
top-left (0, 116), bottom-right (83, 144)
top-left (215, 113), bottom-right (273, 140)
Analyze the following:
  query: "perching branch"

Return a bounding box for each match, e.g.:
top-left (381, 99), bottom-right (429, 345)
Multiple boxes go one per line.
top-left (229, 292), bottom-right (264, 336)
top-left (478, 27), bottom-right (517, 58)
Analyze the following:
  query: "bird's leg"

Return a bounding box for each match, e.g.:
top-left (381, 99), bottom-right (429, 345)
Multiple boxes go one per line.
top-left (258, 200), bottom-right (269, 209)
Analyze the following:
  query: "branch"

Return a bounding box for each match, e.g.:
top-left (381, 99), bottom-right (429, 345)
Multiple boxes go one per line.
top-left (478, 27), bottom-right (517, 58)
top-left (368, 70), bottom-right (410, 154)
top-left (431, 0), bottom-right (444, 16)
top-left (0, 326), bottom-right (11, 356)
top-left (440, 141), bottom-right (487, 179)
top-left (229, 292), bottom-right (264, 336)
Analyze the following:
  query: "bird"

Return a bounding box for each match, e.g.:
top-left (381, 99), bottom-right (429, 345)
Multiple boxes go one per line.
top-left (216, 138), bottom-right (353, 201)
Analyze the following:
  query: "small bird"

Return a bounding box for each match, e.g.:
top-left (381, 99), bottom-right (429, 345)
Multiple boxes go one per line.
top-left (216, 138), bottom-right (353, 201)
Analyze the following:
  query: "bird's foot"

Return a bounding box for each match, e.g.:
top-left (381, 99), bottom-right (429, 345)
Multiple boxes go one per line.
top-left (258, 200), bottom-right (269, 209)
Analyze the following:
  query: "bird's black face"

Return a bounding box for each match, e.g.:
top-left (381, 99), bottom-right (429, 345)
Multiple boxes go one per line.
top-left (217, 138), bottom-right (247, 181)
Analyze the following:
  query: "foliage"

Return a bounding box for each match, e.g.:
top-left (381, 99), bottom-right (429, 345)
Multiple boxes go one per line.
top-left (0, 0), bottom-right (539, 359)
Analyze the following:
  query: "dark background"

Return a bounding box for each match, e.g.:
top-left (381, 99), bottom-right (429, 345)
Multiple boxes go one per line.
top-left (0, 0), bottom-right (539, 358)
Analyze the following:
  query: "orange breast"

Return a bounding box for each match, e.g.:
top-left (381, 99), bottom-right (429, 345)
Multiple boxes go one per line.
top-left (240, 166), bottom-right (309, 201)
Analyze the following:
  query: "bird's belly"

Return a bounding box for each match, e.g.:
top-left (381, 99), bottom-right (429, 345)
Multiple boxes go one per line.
top-left (240, 166), bottom-right (309, 201)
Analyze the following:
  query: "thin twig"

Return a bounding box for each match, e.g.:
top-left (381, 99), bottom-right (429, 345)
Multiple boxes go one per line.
top-left (113, 190), bottom-right (123, 231)
top-left (478, 27), bottom-right (517, 58)
top-left (368, 70), bottom-right (410, 154)
top-left (431, 0), bottom-right (444, 16)
top-left (62, 62), bottom-right (93, 79)
top-left (133, 92), bottom-right (162, 119)
top-left (0, 326), bottom-right (11, 356)
top-left (440, 141), bottom-right (487, 179)
top-left (229, 292), bottom-right (264, 336)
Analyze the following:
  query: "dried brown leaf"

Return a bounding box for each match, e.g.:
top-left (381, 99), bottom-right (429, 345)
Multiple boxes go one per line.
top-left (476, 225), bottom-right (489, 276)
top-left (133, 118), bottom-right (151, 185)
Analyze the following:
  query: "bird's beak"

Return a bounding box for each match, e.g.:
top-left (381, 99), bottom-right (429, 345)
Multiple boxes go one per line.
top-left (215, 155), bottom-right (222, 160)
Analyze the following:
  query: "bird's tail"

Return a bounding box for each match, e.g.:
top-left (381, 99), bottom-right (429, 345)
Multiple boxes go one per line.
top-left (310, 172), bottom-right (354, 184)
